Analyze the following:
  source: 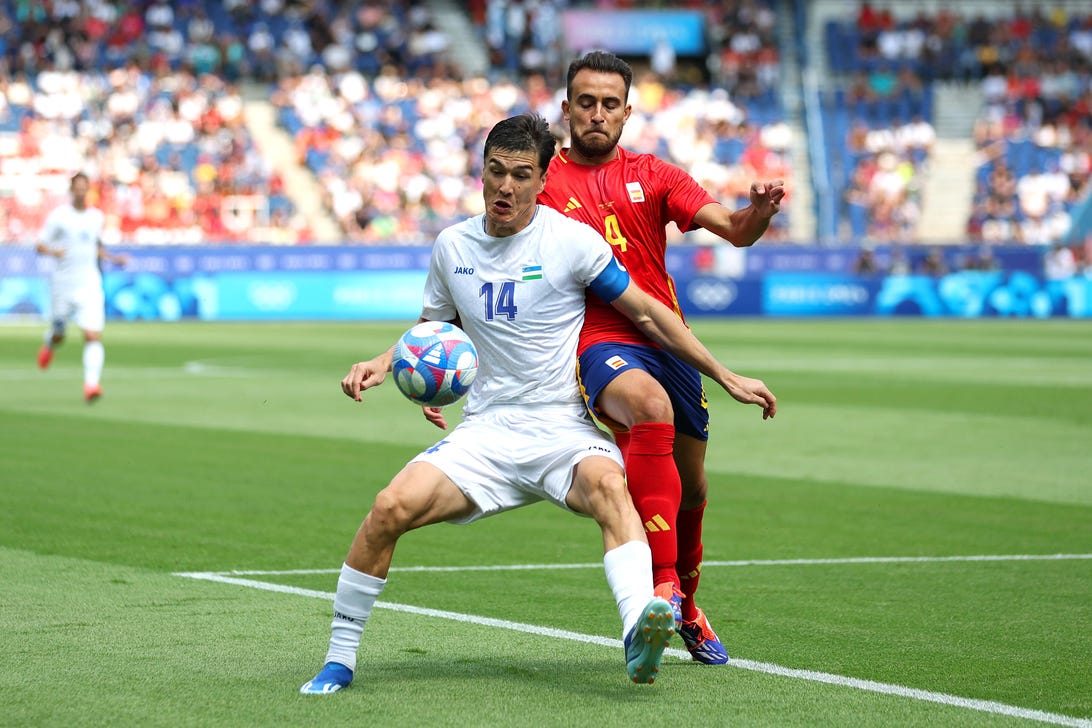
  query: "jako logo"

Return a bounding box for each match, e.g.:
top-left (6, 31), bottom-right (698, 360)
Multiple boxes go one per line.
top-left (454, 266), bottom-right (475, 275)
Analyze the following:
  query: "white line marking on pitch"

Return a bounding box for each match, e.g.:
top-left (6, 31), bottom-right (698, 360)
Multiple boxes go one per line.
top-left (175, 570), bottom-right (1092, 727)
top-left (214, 552), bottom-right (1092, 576)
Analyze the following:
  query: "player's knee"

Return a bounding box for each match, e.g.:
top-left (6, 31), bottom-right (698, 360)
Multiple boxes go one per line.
top-left (680, 480), bottom-right (708, 509)
top-left (604, 379), bottom-right (673, 425)
top-left (592, 469), bottom-right (632, 511)
top-left (365, 488), bottom-right (415, 537)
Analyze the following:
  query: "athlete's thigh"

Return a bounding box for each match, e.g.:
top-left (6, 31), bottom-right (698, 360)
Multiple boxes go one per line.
top-left (578, 342), bottom-right (672, 429)
top-left (516, 409), bottom-right (623, 510)
top-left (380, 460), bottom-right (477, 529)
top-left (409, 414), bottom-right (548, 522)
top-left (75, 289), bottom-right (105, 333)
top-left (50, 286), bottom-right (77, 322)
top-left (566, 453), bottom-right (627, 516)
top-left (654, 352), bottom-right (710, 441)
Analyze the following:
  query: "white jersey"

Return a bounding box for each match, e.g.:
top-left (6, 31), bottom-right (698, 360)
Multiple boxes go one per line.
top-left (422, 205), bottom-right (615, 416)
top-left (39, 203), bottom-right (106, 291)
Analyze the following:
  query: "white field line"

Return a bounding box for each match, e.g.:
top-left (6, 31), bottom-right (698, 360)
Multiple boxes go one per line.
top-left (211, 552), bottom-right (1092, 576)
top-left (174, 564), bottom-right (1092, 727)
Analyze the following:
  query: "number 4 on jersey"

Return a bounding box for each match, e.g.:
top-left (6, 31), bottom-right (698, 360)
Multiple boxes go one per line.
top-left (480, 282), bottom-right (518, 321)
top-left (604, 213), bottom-right (628, 253)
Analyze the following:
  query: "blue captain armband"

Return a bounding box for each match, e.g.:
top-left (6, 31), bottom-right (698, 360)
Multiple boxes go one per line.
top-left (588, 257), bottom-right (630, 303)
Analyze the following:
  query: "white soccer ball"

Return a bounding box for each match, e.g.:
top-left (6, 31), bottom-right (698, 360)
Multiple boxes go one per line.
top-left (392, 321), bottom-right (478, 407)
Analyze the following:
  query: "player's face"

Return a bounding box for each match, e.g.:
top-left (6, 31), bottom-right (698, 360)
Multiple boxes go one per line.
top-left (70, 176), bottom-right (89, 209)
top-left (482, 148), bottom-right (545, 238)
top-left (563, 69), bottom-right (630, 163)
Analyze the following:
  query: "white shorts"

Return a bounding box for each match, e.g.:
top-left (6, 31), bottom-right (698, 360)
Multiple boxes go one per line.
top-left (410, 405), bottom-right (623, 524)
top-left (50, 283), bottom-right (105, 333)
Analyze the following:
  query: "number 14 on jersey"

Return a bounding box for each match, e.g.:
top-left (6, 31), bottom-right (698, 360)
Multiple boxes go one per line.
top-left (480, 282), bottom-right (518, 321)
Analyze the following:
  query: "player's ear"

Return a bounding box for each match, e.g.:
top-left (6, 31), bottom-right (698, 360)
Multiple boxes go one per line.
top-left (561, 99), bottom-right (571, 121)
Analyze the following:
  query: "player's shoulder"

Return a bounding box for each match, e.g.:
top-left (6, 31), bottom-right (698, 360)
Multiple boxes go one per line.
top-left (546, 151), bottom-right (568, 172)
top-left (618, 146), bottom-right (682, 176)
top-left (436, 215), bottom-right (481, 246)
top-left (539, 205), bottom-right (601, 239)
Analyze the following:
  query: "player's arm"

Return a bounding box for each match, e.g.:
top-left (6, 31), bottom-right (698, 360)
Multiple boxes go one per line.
top-left (341, 315), bottom-right (463, 434)
top-left (691, 178), bottom-right (785, 248)
top-left (341, 315), bottom-right (430, 401)
top-left (35, 241), bottom-right (63, 258)
top-left (35, 211), bottom-right (64, 258)
top-left (35, 220), bottom-right (62, 258)
top-left (591, 260), bottom-right (776, 419)
top-left (97, 240), bottom-right (130, 266)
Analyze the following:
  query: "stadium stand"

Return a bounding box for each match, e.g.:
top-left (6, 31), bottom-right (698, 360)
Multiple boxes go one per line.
top-left (817, 1), bottom-right (1091, 247)
top-left (0, 0), bottom-right (1087, 249)
top-left (275, 0), bottom-right (793, 244)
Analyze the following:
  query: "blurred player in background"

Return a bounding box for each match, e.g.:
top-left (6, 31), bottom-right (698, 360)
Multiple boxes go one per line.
top-left (300, 113), bottom-right (776, 695)
top-left (35, 172), bottom-right (129, 403)
top-left (538, 50), bottom-right (785, 664)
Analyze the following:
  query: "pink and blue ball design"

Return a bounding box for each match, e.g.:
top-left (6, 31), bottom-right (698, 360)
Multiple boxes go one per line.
top-left (392, 322), bottom-right (478, 407)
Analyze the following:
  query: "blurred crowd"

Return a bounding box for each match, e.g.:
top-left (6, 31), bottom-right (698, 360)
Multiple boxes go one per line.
top-left (828, 2), bottom-right (1092, 246)
top-left (0, 0), bottom-right (310, 244)
top-left (274, 66), bottom-right (792, 244)
top-left (274, 0), bottom-right (791, 244)
top-left (1, 0), bottom-right (1086, 249)
top-left (0, 0), bottom-right (791, 246)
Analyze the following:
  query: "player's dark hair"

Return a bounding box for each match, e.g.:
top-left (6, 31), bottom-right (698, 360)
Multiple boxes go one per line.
top-left (566, 50), bottom-right (633, 101)
top-left (483, 113), bottom-right (556, 174)
top-left (70, 172), bottom-right (89, 188)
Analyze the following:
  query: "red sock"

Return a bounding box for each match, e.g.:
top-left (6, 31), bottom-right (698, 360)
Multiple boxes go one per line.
top-left (677, 500), bottom-right (707, 621)
top-left (624, 422), bottom-right (680, 589)
top-left (613, 430), bottom-right (631, 460)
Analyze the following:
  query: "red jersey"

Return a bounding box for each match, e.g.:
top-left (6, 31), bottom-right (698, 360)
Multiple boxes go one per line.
top-left (538, 146), bottom-right (716, 354)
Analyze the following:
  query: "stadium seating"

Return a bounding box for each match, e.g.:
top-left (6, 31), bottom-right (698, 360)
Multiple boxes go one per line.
top-left (275, 0), bottom-right (792, 244)
top-left (822, 2), bottom-right (1091, 247)
top-left (1, 0), bottom-right (1086, 249)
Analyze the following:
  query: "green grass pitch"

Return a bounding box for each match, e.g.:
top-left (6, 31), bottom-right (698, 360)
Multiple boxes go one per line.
top-left (1, 318), bottom-right (1089, 727)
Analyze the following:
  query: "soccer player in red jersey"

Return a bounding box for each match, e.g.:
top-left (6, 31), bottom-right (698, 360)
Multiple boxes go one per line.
top-left (538, 51), bottom-right (784, 664)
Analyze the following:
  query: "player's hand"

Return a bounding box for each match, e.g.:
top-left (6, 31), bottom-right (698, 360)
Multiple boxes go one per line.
top-left (422, 406), bottom-right (447, 430)
top-left (341, 359), bottom-right (388, 401)
top-left (724, 374), bottom-right (777, 420)
top-left (750, 179), bottom-right (785, 219)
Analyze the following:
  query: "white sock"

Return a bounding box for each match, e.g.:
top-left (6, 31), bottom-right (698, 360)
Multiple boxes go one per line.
top-left (324, 562), bottom-right (386, 672)
top-left (83, 341), bottom-right (104, 387)
top-left (603, 540), bottom-right (654, 638)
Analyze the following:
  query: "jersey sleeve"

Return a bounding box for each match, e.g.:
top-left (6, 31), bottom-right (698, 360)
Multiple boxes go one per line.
top-left (420, 231), bottom-right (458, 322)
top-left (654, 158), bottom-right (718, 233)
top-left (38, 208), bottom-right (60, 244)
top-left (562, 218), bottom-right (617, 289)
top-left (587, 256), bottom-right (630, 303)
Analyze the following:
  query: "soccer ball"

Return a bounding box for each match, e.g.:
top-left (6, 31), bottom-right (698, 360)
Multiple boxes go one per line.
top-left (392, 321), bottom-right (478, 407)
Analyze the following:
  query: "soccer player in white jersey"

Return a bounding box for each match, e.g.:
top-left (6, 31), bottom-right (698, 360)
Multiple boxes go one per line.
top-left (35, 172), bottom-right (129, 402)
top-left (300, 114), bottom-right (777, 694)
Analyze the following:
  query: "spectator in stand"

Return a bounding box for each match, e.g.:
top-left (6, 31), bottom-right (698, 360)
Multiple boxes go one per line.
top-left (1044, 242), bottom-right (1078, 279)
top-left (919, 247), bottom-right (948, 276)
